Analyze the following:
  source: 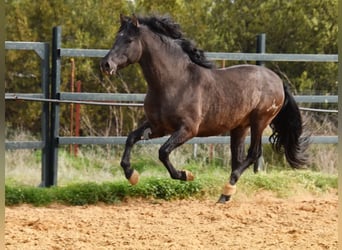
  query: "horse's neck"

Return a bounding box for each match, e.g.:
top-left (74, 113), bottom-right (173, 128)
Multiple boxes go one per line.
top-left (138, 33), bottom-right (189, 89)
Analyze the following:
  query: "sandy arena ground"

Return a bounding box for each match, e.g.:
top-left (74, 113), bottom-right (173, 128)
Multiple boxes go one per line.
top-left (5, 191), bottom-right (337, 250)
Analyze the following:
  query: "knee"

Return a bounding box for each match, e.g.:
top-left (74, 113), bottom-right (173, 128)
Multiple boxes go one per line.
top-left (158, 148), bottom-right (168, 162)
top-left (126, 133), bottom-right (137, 146)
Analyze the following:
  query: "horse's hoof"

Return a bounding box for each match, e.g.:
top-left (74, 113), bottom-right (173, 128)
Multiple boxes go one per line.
top-left (128, 170), bottom-right (140, 185)
top-left (184, 170), bottom-right (195, 181)
top-left (217, 194), bottom-right (231, 204)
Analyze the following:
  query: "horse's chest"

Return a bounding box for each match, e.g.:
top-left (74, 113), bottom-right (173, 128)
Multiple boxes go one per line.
top-left (144, 96), bottom-right (170, 124)
top-left (144, 94), bottom-right (198, 133)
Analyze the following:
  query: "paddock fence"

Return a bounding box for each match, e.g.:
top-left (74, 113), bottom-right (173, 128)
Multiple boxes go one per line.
top-left (5, 27), bottom-right (338, 187)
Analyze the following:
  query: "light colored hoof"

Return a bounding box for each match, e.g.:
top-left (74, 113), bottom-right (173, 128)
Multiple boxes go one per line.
top-left (185, 170), bottom-right (195, 181)
top-left (222, 183), bottom-right (236, 196)
top-left (129, 170), bottom-right (140, 185)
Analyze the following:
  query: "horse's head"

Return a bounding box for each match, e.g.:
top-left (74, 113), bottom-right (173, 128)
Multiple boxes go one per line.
top-left (100, 14), bottom-right (142, 75)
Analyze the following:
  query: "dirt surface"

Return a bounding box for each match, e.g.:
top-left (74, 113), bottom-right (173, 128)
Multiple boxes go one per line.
top-left (5, 191), bottom-right (337, 250)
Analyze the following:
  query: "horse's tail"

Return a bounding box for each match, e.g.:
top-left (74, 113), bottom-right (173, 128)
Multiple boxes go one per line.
top-left (269, 84), bottom-right (310, 168)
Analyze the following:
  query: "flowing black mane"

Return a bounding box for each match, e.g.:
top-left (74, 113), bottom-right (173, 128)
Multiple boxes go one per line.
top-left (137, 15), bottom-right (215, 69)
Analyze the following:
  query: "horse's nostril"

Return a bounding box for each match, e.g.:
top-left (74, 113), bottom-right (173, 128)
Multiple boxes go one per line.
top-left (100, 60), bottom-right (111, 73)
top-left (104, 62), bottom-right (110, 70)
top-left (100, 60), bottom-right (116, 75)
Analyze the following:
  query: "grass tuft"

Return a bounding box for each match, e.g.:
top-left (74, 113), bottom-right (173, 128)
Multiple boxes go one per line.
top-left (5, 169), bottom-right (337, 206)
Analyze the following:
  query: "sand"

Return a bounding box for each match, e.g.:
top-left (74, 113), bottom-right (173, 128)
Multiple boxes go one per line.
top-left (5, 191), bottom-right (337, 250)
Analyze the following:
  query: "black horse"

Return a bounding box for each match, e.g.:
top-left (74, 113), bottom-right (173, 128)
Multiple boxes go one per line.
top-left (101, 14), bottom-right (309, 203)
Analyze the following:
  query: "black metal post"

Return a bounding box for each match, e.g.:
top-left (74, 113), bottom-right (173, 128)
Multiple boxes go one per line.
top-left (256, 33), bottom-right (266, 66)
top-left (39, 42), bottom-right (50, 187)
top-left (255, 33), bottom-right (266, 172)
top-left (46, 26), bottom-right (62, 187)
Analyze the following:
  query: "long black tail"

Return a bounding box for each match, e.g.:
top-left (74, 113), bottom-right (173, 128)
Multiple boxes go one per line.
top-left (269, 85), bottom-right (310, 168)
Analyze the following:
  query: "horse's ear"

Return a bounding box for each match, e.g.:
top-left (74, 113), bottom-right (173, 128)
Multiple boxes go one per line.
top-left (131, 14), bottom-right (139, 27)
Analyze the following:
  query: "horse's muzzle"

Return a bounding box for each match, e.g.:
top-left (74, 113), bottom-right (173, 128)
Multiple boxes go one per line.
top-left (100, 60), bottom-right (117, 75)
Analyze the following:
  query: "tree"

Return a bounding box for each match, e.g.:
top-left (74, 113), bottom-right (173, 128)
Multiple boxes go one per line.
top-left (205, 0), bottom-right (338, 94)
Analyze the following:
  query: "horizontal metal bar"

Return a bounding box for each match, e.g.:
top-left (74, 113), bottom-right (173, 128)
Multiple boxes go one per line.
top-left (5, 93), bottom-right (44, 99)
top-left (5, 41), bottom-right (48, 59)
top-left (7, 93), bottom-right (338, 110)
top-left (294, 95), bottom-right (338, 103)
top-left (6, 42), bottom-right (338, 62)
top-left (5, 135), bottom-right (337, 150)
top-left (299, 107), bottom-right (338, 113)
top-left (5, 41), bottom-right (46, 49)
top-left (61, 48), bottom-right (108, 57)
top-left (6, 93), bottom-right (338, 104)
top-left (5, 141), bottom-right (44, 150)
top-left (60, 92), bottom-right (145, 102)
top-left (59, 48), bottom-right (338, 62)
top-left (5, 95), bottom-right (144, 106)
top-left (310, 136), bottom-right (338, 144)
top-left (205, 52), bottom-right (338, 62)
top-left (58, 135), bottom-right (337, 145)
top-left (60, 93), bottom-right (337, 104)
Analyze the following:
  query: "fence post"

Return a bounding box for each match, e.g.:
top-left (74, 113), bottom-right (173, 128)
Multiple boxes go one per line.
top-left (256, 33), bottom-right (266, 66)
top-left (39, 42), bottom-right (51, 187)
top-left (74, 80), bottom-right (81, 156)
top-left (255, 33), bottom-right (266, 172)
top-left (47, 26), bottom-right (62, 187)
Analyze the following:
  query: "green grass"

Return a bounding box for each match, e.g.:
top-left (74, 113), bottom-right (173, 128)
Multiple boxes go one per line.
top-left (5, 143), bottom-right (337, 206)
top-left (5, 169), bottom-right (337, 206)
top-left (238, 170), bottom-right (337, 198)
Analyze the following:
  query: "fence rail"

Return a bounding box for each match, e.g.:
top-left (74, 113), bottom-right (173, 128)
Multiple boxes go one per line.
top-left (57, 135), bottom-right (338, 145)
top-left (5, 27), bottom-right (339, 187)
top-left (60, 48), bottom-right (339, 62)
top-left (7, 92), bottom-right (338, 104)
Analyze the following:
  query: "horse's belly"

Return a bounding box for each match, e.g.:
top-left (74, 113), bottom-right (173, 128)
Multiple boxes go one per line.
top-left (197, 120), bottom-right (233, 137)
top-left (197, 111), bottom-right (250, 137)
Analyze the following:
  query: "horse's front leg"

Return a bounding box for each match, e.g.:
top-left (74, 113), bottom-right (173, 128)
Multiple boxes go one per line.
top-left (159, 127), bottom-right (195, 181)
top-left (121, 121), bottom-right (151, 185)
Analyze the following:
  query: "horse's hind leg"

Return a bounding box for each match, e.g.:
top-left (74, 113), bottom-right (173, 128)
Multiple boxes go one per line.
top-left (253, 150), bottom-right (263, 173)
top-left (230, 127), bottom-right (249, 172)
top-left (159, 126), bottom-right (195, 181)
top-left (121, 121), bottom-right (151, 185)
top-left (217, 127), bottom-right (248, 203)
top-left (218, 121), bottom-right (266, 203)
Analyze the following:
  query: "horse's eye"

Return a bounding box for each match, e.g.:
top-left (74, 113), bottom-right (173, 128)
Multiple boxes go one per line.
top-left (126, 38), bottom-right (133, 44)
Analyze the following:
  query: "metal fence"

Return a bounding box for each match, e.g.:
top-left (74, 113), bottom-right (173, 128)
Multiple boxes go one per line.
top-left (5, 27), bottom-right (338, 187)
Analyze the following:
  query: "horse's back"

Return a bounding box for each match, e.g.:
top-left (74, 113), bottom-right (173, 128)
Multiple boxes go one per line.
top-left (215, 64), bottom-right (284, 101)
top-left (197, 64), bottom-right (284, 135)
top-left (219, 64), bottom-right (282, 87)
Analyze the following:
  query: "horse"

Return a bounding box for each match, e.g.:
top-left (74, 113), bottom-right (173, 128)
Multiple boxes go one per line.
top-left (100, 14), bottom-right (309, 203)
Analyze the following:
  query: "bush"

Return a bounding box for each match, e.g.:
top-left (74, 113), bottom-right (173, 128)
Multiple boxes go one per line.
top-left (5, 169), bottom-right (337, 206)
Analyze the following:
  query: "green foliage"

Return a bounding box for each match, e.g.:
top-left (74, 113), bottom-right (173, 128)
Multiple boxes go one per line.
top-left (242, 173), bottom-right (291, 198)
top-left (5, 169), bottom-right (337, 206)
top-left (206, 0), bottom-right (338, 94)
top-left (293, 170), bottom-right (338, 192)
top-left (130, 178), bottom-right (202, 200)
top-left (5, 184), bottom-right (26, 205)
top-left (5, 183), bottom-right (54, 206)
top-left (239, 170), bottom-right (337, 198)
